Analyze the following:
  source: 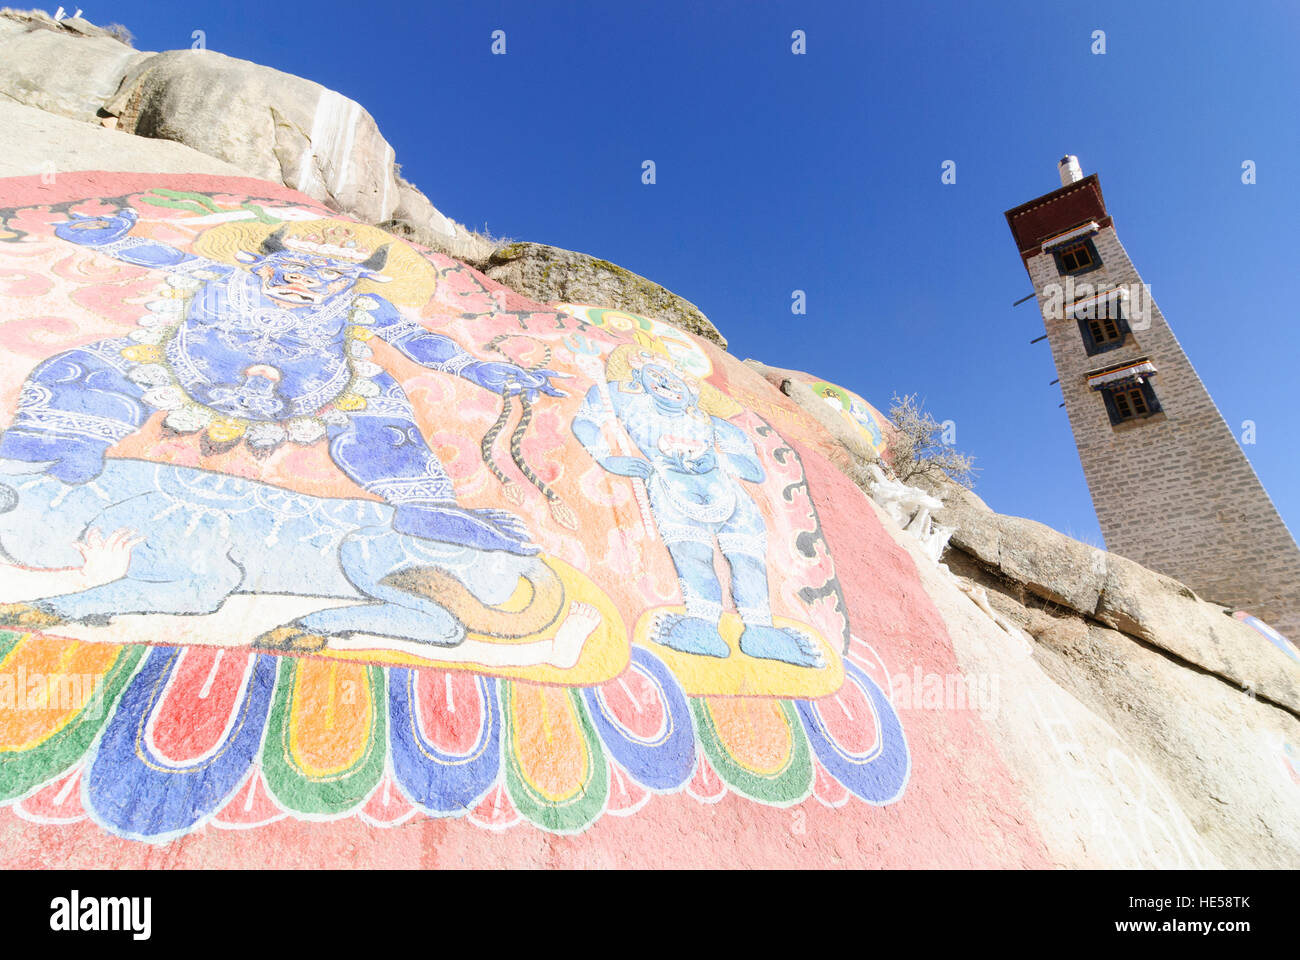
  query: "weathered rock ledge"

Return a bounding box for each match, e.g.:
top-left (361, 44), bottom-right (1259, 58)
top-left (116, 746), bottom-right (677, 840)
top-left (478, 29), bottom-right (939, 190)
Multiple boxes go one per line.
top-left (486, 242), bottom-right (725, 348)
top-left (0, 8), bottom-right (718, 345)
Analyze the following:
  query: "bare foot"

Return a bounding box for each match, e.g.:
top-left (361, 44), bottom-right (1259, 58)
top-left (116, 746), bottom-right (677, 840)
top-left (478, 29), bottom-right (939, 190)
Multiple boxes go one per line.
top-left (549, 601), bottom-right (600, 669)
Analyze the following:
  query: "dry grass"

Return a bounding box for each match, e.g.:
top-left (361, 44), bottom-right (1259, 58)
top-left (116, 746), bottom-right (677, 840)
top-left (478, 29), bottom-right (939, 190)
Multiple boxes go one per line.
top-left (382, 173), bottom-right (509, 268)
top-left (380, 215), bottom-right (504, 269)
top-left (1, 8), bottom-right (134, 45)
top-left (101, 22), bottom-right (134, 46)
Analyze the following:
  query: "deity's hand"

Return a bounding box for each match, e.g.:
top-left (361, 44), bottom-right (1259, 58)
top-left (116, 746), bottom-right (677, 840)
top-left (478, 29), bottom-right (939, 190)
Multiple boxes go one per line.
top-left (477, 362), bottom-right (570, 401)
top-left (74, 527), bottom-right (144, 587)
top-left (602, 456), bottom-right (653, 480)
top-left (54, 208), bottom-right (138, 246)
top-left (680, 451), bottom-right (718, 474)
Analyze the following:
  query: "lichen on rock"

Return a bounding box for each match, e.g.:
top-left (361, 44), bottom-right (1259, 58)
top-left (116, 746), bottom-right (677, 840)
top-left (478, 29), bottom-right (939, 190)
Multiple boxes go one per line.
top-left (486, 241), bottom-right (726, 348)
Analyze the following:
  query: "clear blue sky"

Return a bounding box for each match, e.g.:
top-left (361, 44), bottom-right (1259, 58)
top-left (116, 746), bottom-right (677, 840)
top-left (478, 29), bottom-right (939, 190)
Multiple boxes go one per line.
top-left (99, 0), bottom-right (1299, 546)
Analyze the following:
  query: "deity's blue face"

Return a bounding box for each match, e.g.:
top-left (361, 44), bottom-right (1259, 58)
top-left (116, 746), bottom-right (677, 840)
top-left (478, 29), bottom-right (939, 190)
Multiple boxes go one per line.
top-left (242, 251), bottom-right (371, 308)
top-left (638, 363), bottom-right (692, 411)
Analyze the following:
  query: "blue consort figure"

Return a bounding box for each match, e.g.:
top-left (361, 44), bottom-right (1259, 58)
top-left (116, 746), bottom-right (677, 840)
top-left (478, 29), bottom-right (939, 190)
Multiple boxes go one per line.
top-left (572, 346), bottom-right (823, 668)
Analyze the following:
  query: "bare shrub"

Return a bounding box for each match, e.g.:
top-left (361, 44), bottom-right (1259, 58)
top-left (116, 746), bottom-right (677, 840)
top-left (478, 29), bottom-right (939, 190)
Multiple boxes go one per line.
top-left (887, 392), bottom-right (977, 489)
top-left (102, 22), bottom-right (134, 46)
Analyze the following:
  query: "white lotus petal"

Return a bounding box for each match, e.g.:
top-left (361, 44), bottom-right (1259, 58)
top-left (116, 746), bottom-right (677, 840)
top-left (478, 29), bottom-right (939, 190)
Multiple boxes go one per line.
top-left (128, 327), bottom-right (166, 345)
top-left (164, 405), bottom-right (212, 433)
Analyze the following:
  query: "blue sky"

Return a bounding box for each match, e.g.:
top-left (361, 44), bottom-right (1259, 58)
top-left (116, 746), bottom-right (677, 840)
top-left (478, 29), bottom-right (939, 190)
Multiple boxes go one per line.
top-left (100, 0), bottom-right (1299, 546)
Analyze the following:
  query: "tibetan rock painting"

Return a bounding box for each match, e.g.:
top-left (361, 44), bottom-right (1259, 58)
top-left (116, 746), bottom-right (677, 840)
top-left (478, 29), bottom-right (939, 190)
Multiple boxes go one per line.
top-left (0, 177), bottom-right (909, 841)
top-left (804, 376), bottom-right (894, 464)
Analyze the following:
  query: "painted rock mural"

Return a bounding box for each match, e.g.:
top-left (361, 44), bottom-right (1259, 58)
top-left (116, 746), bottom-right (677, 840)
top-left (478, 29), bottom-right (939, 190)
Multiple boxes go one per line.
top-left (798, 374), bottom-right (895, 465)
top-left (0, 174), bottom-right (1049, 866)
top-left (1235, 611), bottom-right (1300, 665)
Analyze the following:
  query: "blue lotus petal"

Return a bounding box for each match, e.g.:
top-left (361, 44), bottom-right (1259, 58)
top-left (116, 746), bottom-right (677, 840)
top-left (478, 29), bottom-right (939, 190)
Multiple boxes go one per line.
top-left (583, 645), bottom-right (696, 791)
top-left (388, 668), bottom-right (500, 815)
top-left (796, 657), bottom-right (910, 805)
top-left (84, 647), bottom-right (277, 841)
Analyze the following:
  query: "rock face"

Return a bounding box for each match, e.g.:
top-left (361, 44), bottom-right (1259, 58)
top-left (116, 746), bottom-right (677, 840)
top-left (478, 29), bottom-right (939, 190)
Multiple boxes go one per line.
top-left (0, 10), bottom-right (471, 256)
top-left (486, 242), bottom-right (726, 348)
top-left (746, 359), bottom-right (892, 472)
top-left (0, 9), bottom-right (720, 348)
top-left (915, 474), bottom-right (1300, 716)
top-left (0, 22), bottom-right (147, 123)
top-left (0, 100), bottom-right (250, 178)
top-left (108, 50), bottom-right (404, 226)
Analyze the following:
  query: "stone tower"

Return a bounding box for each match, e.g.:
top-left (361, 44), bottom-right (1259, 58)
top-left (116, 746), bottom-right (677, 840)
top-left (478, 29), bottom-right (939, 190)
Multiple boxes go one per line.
top-left (1005, 157), bottom-right (1300, 638)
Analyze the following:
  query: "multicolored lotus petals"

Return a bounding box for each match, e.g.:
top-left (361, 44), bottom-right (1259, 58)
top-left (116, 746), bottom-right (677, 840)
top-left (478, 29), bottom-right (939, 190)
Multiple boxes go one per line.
top-left (582, 646), bottom-right (696, 791)
top-left (0, 630), bottom-right (910, 841)
top-left (263, 658), bottom-right (387, 817)
top-left (693, 698), bottom-right (812, 805)
top-left (0, 631), bottom-right (145, 805)
top-left (502, 682), bottom-right (608, 832)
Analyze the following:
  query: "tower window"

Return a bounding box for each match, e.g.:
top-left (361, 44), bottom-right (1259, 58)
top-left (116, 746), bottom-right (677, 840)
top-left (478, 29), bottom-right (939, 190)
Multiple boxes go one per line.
top-left (1090, 317), bottom-right (1121, 343)
top-left (1060, 245), bottom-right (1092, 271)
top-left (1100, 379), bottom-right (1161, 425)
top-left (1072, 292), bottom-right (1131, 355)
top-left (1053, 237), bottom-right (1101, 275)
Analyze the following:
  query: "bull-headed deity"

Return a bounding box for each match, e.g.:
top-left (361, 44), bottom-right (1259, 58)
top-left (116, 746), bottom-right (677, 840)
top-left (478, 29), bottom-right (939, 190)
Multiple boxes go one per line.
top-left (0, 209), bottom-right (567, 555)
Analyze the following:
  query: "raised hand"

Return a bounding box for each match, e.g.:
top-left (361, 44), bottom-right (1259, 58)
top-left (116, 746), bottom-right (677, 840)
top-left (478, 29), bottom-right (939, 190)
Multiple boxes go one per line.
top-left (601, 456), bottom-right (653, 479)
top-left (54, 208), bottom-right (138, 246)
top-left (476, 362), bottom-right (570, 401)
top-left (74, 527), bottom-right (144, 586)
top-left (679, 451), bottom-right (718, 475)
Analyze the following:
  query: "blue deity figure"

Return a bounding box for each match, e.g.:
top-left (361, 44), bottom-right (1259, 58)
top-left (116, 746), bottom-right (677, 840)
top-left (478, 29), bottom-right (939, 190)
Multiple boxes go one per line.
top-left (0, 209), bottom-right (567, 555)
top-left (572, 346), bottom-right (823, 668)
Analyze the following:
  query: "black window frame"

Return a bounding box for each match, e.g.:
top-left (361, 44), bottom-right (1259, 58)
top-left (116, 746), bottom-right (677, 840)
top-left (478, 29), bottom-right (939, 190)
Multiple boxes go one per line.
top-left (1053, 236), bottom-right (1102, 276)
top-left (1100, 378), bottom-right (1161, 426)
top-left (1074, 292), bottom-right (1131, 356)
